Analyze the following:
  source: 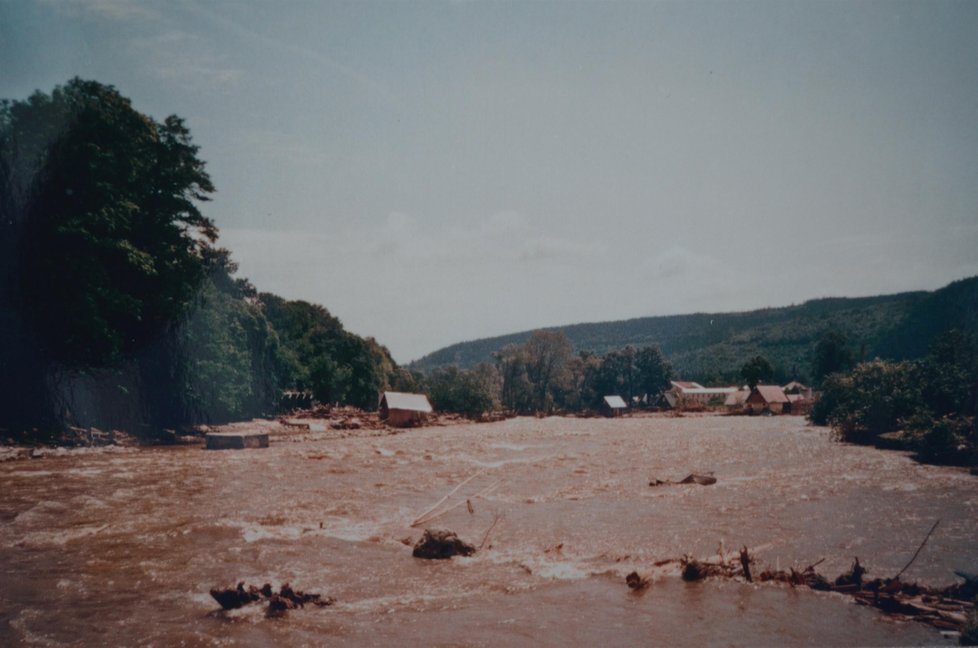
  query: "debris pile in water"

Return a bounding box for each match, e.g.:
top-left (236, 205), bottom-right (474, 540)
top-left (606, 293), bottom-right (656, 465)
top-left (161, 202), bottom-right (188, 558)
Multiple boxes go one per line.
top-left (412, 529), bottom-right (477, 559)
top-left (628, 549), bottom-right (978, 637)
top-left (209, 582), bottom-right (334, 618)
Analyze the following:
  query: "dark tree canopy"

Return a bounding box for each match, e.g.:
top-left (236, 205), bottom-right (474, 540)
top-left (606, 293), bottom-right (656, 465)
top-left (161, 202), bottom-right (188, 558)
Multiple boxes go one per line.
top-left (740, 355), bottom-right (773, 389)
top-left (812, 330), bottom-right (854, 387)
top-left (2, 78), bottom-right (216, 366)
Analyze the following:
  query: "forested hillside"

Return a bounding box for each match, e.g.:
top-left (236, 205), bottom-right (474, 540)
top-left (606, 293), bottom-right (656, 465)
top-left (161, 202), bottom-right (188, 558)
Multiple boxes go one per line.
top-left (0, 79), bottom-right (406, 440)
top-left (414, 277), bottom-right (978, 384)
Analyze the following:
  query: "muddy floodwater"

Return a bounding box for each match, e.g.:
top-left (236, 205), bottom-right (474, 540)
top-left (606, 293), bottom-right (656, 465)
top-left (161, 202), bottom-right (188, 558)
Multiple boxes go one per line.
top-left (2, 415), bottom-right (976, 646)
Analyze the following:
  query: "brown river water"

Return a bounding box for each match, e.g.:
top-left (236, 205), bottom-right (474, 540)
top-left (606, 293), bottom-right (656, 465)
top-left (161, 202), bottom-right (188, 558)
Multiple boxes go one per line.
top-left (2, 415), bottom-right (976, 646)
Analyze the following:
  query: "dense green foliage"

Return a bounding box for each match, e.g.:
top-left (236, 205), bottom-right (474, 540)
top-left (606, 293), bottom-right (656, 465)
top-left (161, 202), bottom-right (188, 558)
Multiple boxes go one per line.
top-left (579, 345), bottom-right (673, 409)
top-left (409, 332), bottom-right (672, 417)
top-left (3, 79), bottom-right (216, 367)
top-left (421, 364), bottom-right (501, 417)
top-left (0, 79), bottom-right (403, 437)
top-left (260, 294), bottom-right (397, 411)
top-left (810, 330), bottom-right (978, 465)
top-left (158, 253), bottom-right (285, 424)
top-left (413, 277), bottom-right (978, 385)
top-left (812, 330), bottom-right (854, 386)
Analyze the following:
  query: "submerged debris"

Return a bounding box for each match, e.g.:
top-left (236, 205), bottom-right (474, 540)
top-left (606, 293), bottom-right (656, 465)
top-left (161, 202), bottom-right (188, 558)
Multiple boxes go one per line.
top-left (626, 571), bottom-right (650, 590)
top-left (649, 473), bottom-right (717, 487)
top-left (412, 529), bottom-right (477, 559)
top-left (680, 554), bottom-right (740, 581)
top-left (209, 582), bottom-right (334, 617)
top-left (209, 582), bottom-right (264, 610)
top-left (631, 549), bottom-right (978, 636)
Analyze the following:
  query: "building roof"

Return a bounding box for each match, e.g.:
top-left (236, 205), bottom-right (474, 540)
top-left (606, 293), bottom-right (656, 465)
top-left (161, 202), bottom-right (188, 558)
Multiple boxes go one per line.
top-left (681, 387), bottom-right (738, 395)
top-left (603, 395), bottom-right (628, 409)
top-left (381, 391), bottom-right (433, 413)
top-left (786, 393), bottom-right (808, 403)
top-left (782, 381), bottom-right (809, 391)
top-left (752, 385), bottom-right (790, 404)
top-left (671, 381), bottom-right (704, 390)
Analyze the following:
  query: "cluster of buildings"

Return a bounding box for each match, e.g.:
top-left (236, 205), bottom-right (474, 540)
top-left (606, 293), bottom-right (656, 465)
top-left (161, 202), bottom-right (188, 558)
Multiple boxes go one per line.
top-left (377, 381), bottom-right (814, 426)
top-left (661, 380), bottom-right (814, 415)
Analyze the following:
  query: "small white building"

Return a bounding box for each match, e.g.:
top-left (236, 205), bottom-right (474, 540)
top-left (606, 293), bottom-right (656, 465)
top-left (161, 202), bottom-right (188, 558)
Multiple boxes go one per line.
top-left (664, 381), bottom-right (738, 409)
top-left (601, 395), bottom-right (628, 417)
top-left (379, 391), bottom-right (433, 427)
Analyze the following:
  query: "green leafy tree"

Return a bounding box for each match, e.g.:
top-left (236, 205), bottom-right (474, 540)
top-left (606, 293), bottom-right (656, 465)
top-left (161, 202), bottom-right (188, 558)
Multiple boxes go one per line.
top-left (425, 364), bottom-right (500, 417)
top-left (580, 347), bottom-right (636, 408)
top-left (523, 330), bottom-right (576, 412)
top-left (810, 359), bottom-right (921, 443)
top-left (260, 294), bottom-right (399, 409)
top-left (740, 355), bottom-right (773, 389)
top-left (139, 252), bottom-right (287, 427)
top-left (496, 343), bottom-right (535, 413)
top-left (5, 79), bottom-right (216, 366)
top-left (1, 79), bottom-right (217, 435)
top-left (635, 345), bottom-right (673, 405)
top-left (812, 330), bottom-right (854, 387)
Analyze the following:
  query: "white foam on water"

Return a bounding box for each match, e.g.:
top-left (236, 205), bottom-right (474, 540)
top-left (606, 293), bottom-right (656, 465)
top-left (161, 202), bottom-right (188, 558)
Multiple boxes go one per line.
top-left (109, 488), bottom-right (138, 501)
top-left (489, 442), bottom-right (547, 452)
top-left (60, 467), bottom-right (105, 478)
top-left (225, 516), bottom-right (385, 544)
top-left (0, 448), bottom-right (28, 462)
top-left (7, 608), bottom-right (57, 647)
top-left (882, 483), bottom-right (919, 492)
top-left (476, 548), bottom-right (591, 581)
top-left (18, 524), bottom-right (109, 547)
top-left (11, 500), bottom-right (69, 526)
top-left (238, 523), bottom-right (306, 543)
top-left (467, 454), bottom-right (555, 469)
top-left (320, 518), bottom-right (386, 543)
top-left (6, 470), bottom-right (55, 479)
top-left (335, 591), bottom-right (471, 614)
top-left (70, 494), bottom-right (109, 510)
top-left (223, 604), bottom-right (268, 623)
top-left (520, 558), bottom-right (588, 580)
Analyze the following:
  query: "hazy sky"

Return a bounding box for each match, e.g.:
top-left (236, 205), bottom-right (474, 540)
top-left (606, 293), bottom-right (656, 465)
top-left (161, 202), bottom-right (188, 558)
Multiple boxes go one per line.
top-left (3, 1), bottom-right (977, 362)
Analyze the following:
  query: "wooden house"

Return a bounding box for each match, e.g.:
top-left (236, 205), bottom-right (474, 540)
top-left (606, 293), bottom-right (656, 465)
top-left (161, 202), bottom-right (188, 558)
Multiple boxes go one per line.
top-left (745, 385), bottom-right (790, 414)
top-left (600, 395), bottom-right (628, 417)
top-left (379, 391), bottom-right (433, 427)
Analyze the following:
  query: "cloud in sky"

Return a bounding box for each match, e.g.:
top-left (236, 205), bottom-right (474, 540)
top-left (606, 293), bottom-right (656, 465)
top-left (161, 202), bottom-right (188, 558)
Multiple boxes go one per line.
top-left (3, 1), bottom-right (977, 361)
top-left (39, 0), bottom-right (158, 20)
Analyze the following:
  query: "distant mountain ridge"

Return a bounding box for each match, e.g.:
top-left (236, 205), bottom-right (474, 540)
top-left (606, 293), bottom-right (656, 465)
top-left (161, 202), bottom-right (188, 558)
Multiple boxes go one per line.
top-left (412, 276), bottom-right (978, 383)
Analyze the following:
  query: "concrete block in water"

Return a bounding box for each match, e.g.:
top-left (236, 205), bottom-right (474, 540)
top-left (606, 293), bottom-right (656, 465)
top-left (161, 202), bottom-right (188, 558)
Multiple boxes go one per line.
top-left (205, 432), bottom-right (269, 450)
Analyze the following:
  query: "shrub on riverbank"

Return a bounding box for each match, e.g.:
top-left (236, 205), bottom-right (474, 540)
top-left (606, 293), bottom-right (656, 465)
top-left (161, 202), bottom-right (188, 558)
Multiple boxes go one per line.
top-left (810, 330), bottom-right (977, 467)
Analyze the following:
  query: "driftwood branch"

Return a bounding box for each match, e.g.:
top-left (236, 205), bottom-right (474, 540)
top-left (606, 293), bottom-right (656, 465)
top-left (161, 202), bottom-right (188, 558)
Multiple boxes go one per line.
top-left (479, 512), bottom-right (502, 549)
top-left (894, 519), bottom-right (940, 580)
top-left (410, 471), bottom-right (483, 527)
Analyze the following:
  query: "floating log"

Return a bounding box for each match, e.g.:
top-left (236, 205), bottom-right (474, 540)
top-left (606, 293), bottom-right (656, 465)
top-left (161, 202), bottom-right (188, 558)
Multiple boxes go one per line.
top-left (650, 473), bottom-right (717, 487)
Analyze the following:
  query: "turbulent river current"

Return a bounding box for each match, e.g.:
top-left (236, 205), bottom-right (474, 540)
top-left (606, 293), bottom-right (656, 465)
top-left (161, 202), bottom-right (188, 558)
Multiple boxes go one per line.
top-left (2, 415), bottom-right (975, 646)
